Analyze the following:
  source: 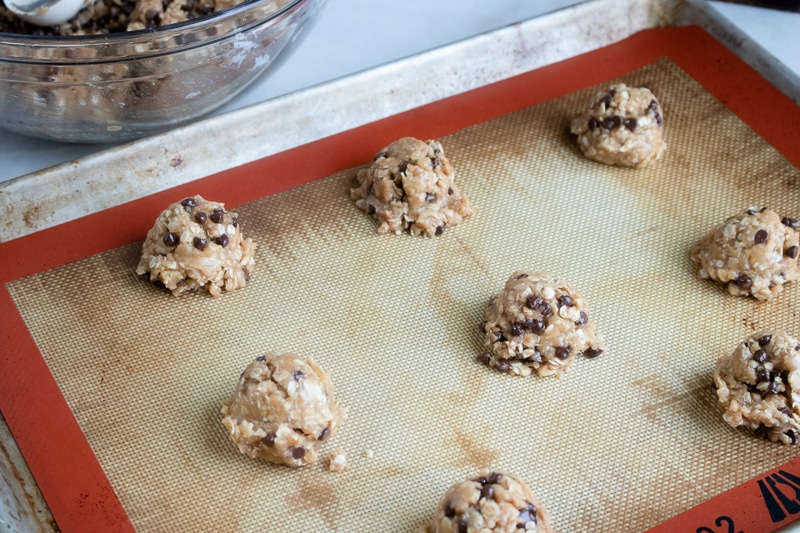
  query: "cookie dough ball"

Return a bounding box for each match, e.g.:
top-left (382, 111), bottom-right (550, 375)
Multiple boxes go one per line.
top-left (221, 352), bottom-right (344, 466)
top-left (714, 331), bottom-right (800, 444)
top-left (479, 272), bottom-right (605, 378)
top-left (350, 137), bottom-right (475, 236)
top-left (136, 195), bottom-right (255, 297)
top-left (570, 83), bottom-right (665, 168)
top-left (427, 471), bottom-right (553, 533)
top-left (690, 208), bottom-right (799, 300)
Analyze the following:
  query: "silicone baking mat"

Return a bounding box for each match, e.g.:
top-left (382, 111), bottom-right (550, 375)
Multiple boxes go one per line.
top-left (2, 26), bottom-right (800, 533)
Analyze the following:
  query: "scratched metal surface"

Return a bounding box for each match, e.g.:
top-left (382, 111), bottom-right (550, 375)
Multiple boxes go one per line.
top-left (6, 58), bottom-right (800, 532)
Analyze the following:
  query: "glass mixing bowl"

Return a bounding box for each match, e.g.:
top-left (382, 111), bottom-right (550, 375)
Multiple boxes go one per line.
top-left (0, 0), bottom-right (326, 142)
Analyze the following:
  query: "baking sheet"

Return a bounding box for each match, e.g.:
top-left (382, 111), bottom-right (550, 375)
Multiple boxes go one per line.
top-left (5, 38), bottom-right (800, 532)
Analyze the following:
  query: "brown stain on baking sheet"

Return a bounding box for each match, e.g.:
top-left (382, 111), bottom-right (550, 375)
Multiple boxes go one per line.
top-left (284, 477), bottom-right (340, 530)
top-left (447, 427), bottom-right (499, 469)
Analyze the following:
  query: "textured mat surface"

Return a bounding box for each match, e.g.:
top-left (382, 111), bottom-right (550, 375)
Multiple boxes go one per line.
top-left (8, 58), bottom-right (800, 532)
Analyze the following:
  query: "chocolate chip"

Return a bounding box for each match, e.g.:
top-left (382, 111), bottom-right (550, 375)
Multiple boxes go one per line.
top-left (448, 187), bottom-right (454, 195)
top-left (398, 161), bottom-right (408, 174)
top-left (256, 355), bottom-right (266, 361)
top-left (374, 151), bottom-right (388, 161)
top-left (654, 112), bottom-right (663, 126)
top-left (210, 209), bottom-right (224, 223)
top-left (193, 237), bottom-right (207, 251)
top-left (444, 503), bottom-right (456, 518)
top-left (753, 349), bottom-right (768, 363)
top-left (261, 432), bottom-right (276, 447)
top-left (475, 475), bottom-right (487, 485)
top-left (494, 332), bottom-right (506, 342)
top-left (757, 368), bottom-right (771, 382)
top-left (576, 311), bottom-right (588, 326)
top-left (162, 232), bottom-right (178, 246)
top-left (293, 370), bottom-right (305, 381)
top-left (518, 502), bottom-right (538, 527)
top-left (181, 198), bottom-right (196, 209)
top-left (480, 484), bottom-right (494, 500)
top-left (525, 318), bottom-right (546, 335)
top-left (516, 273), bottom-right (529, 279)
top-left (477, 353), bottom-right (491, 365)
top-left (457, 519), bottom-right (467, 533)
top-left (768, 382), bottom-right (779, 395)
top-left (555, 347), bottom-right (571, 360)
top-left (588, 118), bottom-right (598, 131)
top-left (758, 335), bottom-right (772, 347)
top-left (599, 93), bottom-right (613, 106)
top-left (787, 430), bottom-right (799, 445)
top-left (526, 296), bottom-right (542, 310)
top-left (215, 234), bottom-right (230, 247)
top-left (781, 406), bottom-right (793, 416)
top-left (319, 427), bottom-right (330, 441)
top-left (368, 205), bottom-right (376, 215)
top-left (232, 217), bottom-right (238, 228)
top-left (746, 208), bottom-right (756, 216)
top-left (755, 424), bottom-right (770, 439)
top-left (781, 217), bottom-right (799, 229)
top-left (194, 211), bottom-right (207, 224)
top-left (291, 447), bottom-right (306, 459)
top-left (425, 193), bottom-right (436, 203)
top-left (487, 472), bottom-right (503, 484)
top-left (610, 115), bottom-right (622, 129)
top-left (430, 158), bottom-right (440, 169)
top-left (435, 226), bottom-right (444, 236)
top-left (584, 348), bottom-right (603, 358)
top-left (494, 360), bottom-right (510, 372)
top-left (787, 246), bottom-right (799, 259)
top-left (602, 117), bottom-right (616, 130)
top-left (648, 100), bottom-right (658, 111)
top-left (538, 302), bottom-right (553, 318)
top-left (623, 118), bottom-right (637, 131)
top-left (557, 295), bottom-right (573, 307)
top-left (754, 229), bottom-right (769, 244)
top-left (511, 324), bottom-right (524, 337)
top-left (734, 274), bottom-right (752, 290)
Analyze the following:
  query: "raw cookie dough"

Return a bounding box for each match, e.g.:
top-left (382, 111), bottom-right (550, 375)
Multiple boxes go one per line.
top-left (0, 0), bottom-right (288, 34)
top-left (690, 208), bottom-right (800, 300)
top-left (426, 471), bottom-right (553, 533)
top-left (480, 271), bottom-right (605, 378)
top-left (570, 83), bottom-right (665, 168)
top-left (714, 331), bottom-right (800, 445)
top-left (350, 137), bottom-right (475, 237)
top-left (221, 352), bottom-right (344, 466)
top-left (136, 195), bottom-right (255, 297)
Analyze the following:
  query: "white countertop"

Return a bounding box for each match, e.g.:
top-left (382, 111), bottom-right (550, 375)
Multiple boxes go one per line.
top-left (0, 0), bottom-right (798, 182)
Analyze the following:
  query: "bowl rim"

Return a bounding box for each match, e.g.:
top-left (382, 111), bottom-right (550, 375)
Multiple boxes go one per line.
top-left (0, 0), bottom-right (305, 45)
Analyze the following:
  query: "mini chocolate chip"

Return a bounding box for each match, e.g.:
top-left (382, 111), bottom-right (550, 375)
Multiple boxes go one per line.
top-left (256, 355), bottom-right (266, 361)
top-left (654, 112), bottom-right (663, 126)
top-left (181, 197), bottom-right (196, 209)
top-left (602, 117), bottom-right (615, 130)
top-left (599, 93), bottom-right (613, 106)
top-left (293, 370), bottom-right (305, 381)
top-left (555, 347), bottom-right (571, 360)
top-left (576, 311), bottom-right (588, 326)
top-left (210, 209), bottom-right (224, 223)
top-left (781, 406), bottom-right (793, 416)
top-left (262, 432), bottom-right (276, 447)
top-left (368, 205), bottom-right (377, 215)
top-left (374, 151), bottom-right (388, 161)
top-left (215, 234), bottom-right (230, 247)
top-left (448, 187), bottom-right (454, 195)
top-left (319, 427), bottom-right (330, 441)
top-left (754, 229), bottom-right (769, 244)
top-left (430, 158), bottom-right (440, 169)
top-left (516, 273), bottom-right (529, 279)
top-left (588, 118), bottom-right (598, 131)
top-left (610, 115), bottom-right (622, 129)
top-left (787, 430), bottom-right (799, 445)
top-left (781, 217), bottom-right (799, 229)
top-left (538, 302), bottom-right (553, 318)
top-left (518, 503), bottom-right (538, 527)
top-left (494, 360), bottom-right (510, 372)
top-left (511, 324), bottom-right (524, 337)
top-left (557, 295), bottom-right (573, 307)
top-left (757, 368), bottom-right (771, 382)
top-left (526, 318), bottom-right (546, 335)
top-left (734, 274), bottom-right (752, 290)
top-left (584, 348), bottom-right (603, 358)
top-left (162, 232), bottom-right (179, 246)
top-left (444, 503), bottom-right (456, 518)
top-left (623, 118), bottom-right (637, 131)
top-left (435, 226), bottom-right (444, 236)
top-left (755, 424), bottom-right (770, 439)
top-left (758, 335), bottom-right (772, 347)
top-left (648, 99), bottom-right (658, 111)
top-left (747, 208), bottom-right (757, 216)
top-left (526, 296), bottom-right (542, 310)
top-left (494, 332), bottom-right (506, 342)
top-left (425, 193), bottom-right (436, 203)
top-left (457, 519), bottom-right (467, 533)
top-left (477, 353), bottom-right (491, 365)
top-left (194, 211), bottom-right (207, 224)
top-left (753, 349), bottom-right (768, 363)
top-left (398, 161), bottom-right (408, 174)
top-left (487, 472), bottom-right (503, 484)
top-left (480, 484), bottom-right (494, 500)
top-left (787, 246), bottom-right (799, 259)
top-left (193, 237), bottom-right (207, 251)
top-left (768, 382), bottom-right (779, 395)
top-left (475, 476), bottom-right (488, 485)
top-left (232, 217), bottom-right (238, 228)
top-left (292, 447), bottom-right (306, 459)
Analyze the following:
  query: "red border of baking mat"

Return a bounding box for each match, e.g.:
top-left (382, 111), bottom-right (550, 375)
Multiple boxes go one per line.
top-left (1, 25), bottom-right (799, 532)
